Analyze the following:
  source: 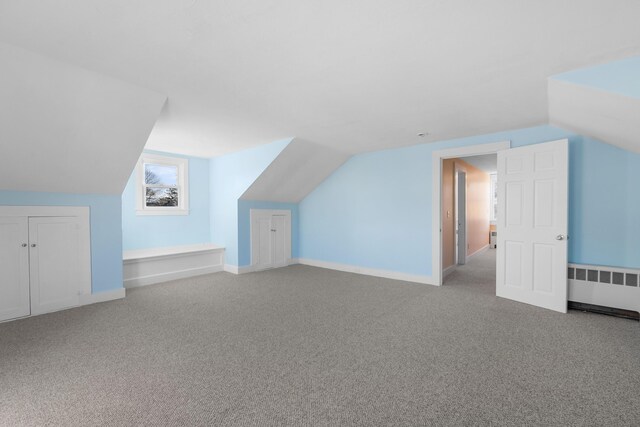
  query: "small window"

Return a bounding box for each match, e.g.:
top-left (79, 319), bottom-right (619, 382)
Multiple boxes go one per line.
top-left (136, 154), bottom-right (189, 215)
top-left (490, 173), bottom-right (497, 223)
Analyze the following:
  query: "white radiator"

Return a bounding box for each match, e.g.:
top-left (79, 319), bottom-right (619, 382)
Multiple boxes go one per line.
top-left (568, 263), bottom-right (640, 313)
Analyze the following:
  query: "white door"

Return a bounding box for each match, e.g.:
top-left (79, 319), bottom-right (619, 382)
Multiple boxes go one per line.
top-left (496, 139), bottom-right (569, 313)
top-left (456, 171), bottom-right (467, 265)
top-left (29, 217), bottom-right (83, 315)
top-left (254, 216), bottom-right (273, 269)
top-left (0, 217), bottom-right (31, 322)
top-left (271, 215), bottom-right (287, 267)
top-left (250, 210), bottom-right (292, 270)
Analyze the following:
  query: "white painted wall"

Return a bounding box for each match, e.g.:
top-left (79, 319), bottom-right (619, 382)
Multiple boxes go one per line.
top-left (0, 41), bottom-right (166, 195)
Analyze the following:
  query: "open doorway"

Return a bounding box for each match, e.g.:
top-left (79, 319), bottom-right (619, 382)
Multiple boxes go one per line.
top-left (442, 154), bottom-right (497, 292)
top-left (432, 139), bottom-right (570, 312)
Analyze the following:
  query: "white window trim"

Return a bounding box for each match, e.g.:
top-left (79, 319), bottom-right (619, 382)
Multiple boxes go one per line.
top-left (135, 153), bottom-right (189, 216)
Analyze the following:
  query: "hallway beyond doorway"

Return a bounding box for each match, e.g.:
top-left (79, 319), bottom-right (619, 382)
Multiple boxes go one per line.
top-left (444, 247), bottom-right (496, 295)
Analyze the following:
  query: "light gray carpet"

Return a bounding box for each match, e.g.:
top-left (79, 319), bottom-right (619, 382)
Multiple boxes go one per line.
top-left (1, 250), bottom-right (639, 426)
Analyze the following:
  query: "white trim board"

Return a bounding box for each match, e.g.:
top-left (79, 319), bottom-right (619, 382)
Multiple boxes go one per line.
top-left (442, 246), bottom-right (490, 279)
top-left (123, 243), bottom-right (224, 261)
top-left (432, 141), bottom-right (510, 286)
top-left (1, 289), bottom-right (125, 324)
top-left (443, 264), bottom-right (456, 278)
top-left (224, 264), bottom-right (252, 275)
top-left (454, 164), bottom-right (467, 266)
top-left (124, 245), bottom-right (224, 288)
top-left (297, 258), bottom-right (434, 285)
top-left (225, 259), bottom-right (298, 275)
top-left (0, 205), bottom-right (90, 217)
top-left (79, 288), bottom-right (126, 306)
top-left (467, 244), bottom-right (490, 261)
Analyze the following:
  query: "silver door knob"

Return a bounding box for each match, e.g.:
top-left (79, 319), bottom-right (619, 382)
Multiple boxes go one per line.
top-left (555, 235), bottom-right (565, 241)
top-left (30, 243), bottom-right (36, 247)
top-left (270, 229), bottom-right (276, 232)
top-left (21, 243), bottom-right (27, 247)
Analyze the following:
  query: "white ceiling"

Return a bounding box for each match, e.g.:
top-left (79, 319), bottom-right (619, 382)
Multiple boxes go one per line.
top-left (460, 154), bottom-right (497, 174)
top-left (1, 1), bottom-right (639, 158)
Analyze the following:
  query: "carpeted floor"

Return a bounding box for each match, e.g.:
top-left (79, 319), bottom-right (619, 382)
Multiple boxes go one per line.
top-left (1, 250), bottom-right (639, 426)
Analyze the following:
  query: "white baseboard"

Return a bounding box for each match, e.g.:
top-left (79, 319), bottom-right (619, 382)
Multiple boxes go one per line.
top-left (224, 264), bottom-right (256, 274)
top-left (443, 264), bottom-right (456, 278)
top-left (467, 244), bottom-right (490, 261)
top-left (297, 258), bottom-right (434, 285)
top-left (2, 288), bottom-right (127, 324)
top-left (441, 245), bottom-right (490, 279)
top-left (225, 259), bottom-right (299, 275)
top-left (125, 265), bottom-right (223, 288)
top-left (224, 264), bottom-right (239, 274)
top-left (80, 288), bottom-right (126, 305)
top-left (124, 246), bottom-right (225, 288)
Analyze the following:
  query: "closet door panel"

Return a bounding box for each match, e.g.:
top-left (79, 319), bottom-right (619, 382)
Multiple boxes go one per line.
top-left (0, 217), bottom-right (30, 322)
top-left (29, 217), bottom-right (82, 315)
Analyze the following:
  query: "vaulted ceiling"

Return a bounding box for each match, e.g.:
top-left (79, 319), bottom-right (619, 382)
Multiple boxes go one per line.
top-left (1, 1), bottom-right (639, 159)
top-left (548, 57), bottom-right (640, 154)
top-left (0, 42), bottom-right (165, 194)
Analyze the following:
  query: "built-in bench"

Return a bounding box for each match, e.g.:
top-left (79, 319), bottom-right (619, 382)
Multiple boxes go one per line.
top-left (123, 243), bottom-right (225, 288)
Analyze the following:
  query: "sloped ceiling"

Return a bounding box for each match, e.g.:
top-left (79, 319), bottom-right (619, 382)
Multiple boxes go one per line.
top-left (0, 42), bottom-right (166, 194)
top-left (548, 56), bottom-right (640, 154)
top-left (241, 139), bottom-right (350, 203)
top-left (1, 1), bottom-right (639, 158)
top-left (548, 80), bottom-right (640, 154)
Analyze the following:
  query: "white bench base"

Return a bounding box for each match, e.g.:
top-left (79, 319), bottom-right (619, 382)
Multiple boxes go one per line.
top-left (123, 244), bottom-right (225, 288)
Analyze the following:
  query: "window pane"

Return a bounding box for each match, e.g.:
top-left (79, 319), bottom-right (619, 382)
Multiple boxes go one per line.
top-left (145, 164), bottom-right (178, 185)
top-left (490, 173), bottom-right (498, 221)
top-left (146, 187), bottom-right (179, 207)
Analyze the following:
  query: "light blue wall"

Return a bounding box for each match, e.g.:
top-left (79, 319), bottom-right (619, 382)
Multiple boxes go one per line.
top-left (552, 56), bottom-right (640, 99)
top-left (210, 139), bottom-right (292, 266)
top-left (237, 199), bottom-right (299, 267)
top-left (0, 190), bottom-right (123, 293)
top-left (299, 125), bottom-right (640, 277)
top-left (121, 150), bottom-right (211, 251)
top-left (563, 136), bottom-right (640, 268)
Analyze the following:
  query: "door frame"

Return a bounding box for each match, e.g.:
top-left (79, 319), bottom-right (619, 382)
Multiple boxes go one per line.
top-left (249, 208), bottom-right (292, 270)
top-left (454, 166), bottom-right (467, 266)
top-left (431, 141), bottom-right (510, 286)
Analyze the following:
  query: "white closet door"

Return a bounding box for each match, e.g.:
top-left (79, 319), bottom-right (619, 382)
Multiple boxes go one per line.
top-left (29, 217), bottom-right (83, 315)
top-left (253, 216), bottom-right (273, 269)
top-left (250, 209), bottom-right (292, 270)
top-left (271, 215), bottom-right (286, 266)
top-left (0, 217), bottom-right (30, 322)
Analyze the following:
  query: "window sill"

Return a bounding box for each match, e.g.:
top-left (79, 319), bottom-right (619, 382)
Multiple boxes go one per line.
top-left (136, 209), bottom-right (190, 216)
